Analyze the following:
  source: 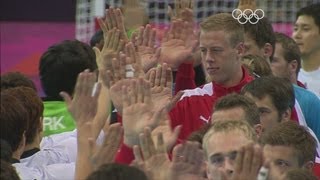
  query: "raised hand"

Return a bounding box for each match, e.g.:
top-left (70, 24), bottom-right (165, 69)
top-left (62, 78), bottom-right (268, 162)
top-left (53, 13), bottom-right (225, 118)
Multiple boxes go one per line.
top-left (135, 24), bottom-right (160, 73)
top-left (122, 78), bottom-right (164, 147)
top-left (231, 143), bottom-right (263, 180)
top-left (168, 141), bottom-right (205, 180)
top-left (75, 121), bottom-right (122, 179)
top-left (60, 70), bottom-right (101, 127)
top-left (98, 8), bottom-right (128, 42)
top-left (168, 0), bottom-right (194, 22)
top-left (89, 123), bottom-right (123, 169)
top-left (93, 28), bottom-right (125, 74)
top-left (122, 0), bottom-right (149, 30)
top-left (132, 127), bottom-right (171, 180)
top-left (159, 20), bottom-right (198, 70)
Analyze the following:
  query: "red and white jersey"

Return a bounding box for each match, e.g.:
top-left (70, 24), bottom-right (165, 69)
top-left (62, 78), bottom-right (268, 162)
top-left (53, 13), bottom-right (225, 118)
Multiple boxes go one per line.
top-left (170, 68), bottom-right (254, 140)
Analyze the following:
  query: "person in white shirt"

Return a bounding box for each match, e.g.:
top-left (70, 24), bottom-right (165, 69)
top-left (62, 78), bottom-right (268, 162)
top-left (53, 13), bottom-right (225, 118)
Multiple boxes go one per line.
top-left (292, 3), bottom-right (320, 96)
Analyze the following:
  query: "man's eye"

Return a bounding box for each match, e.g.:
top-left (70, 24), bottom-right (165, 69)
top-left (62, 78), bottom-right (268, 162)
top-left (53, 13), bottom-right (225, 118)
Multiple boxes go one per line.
top-left (211, 156), bottom-right (224, 164)
top-left (200, 49), bottom-right (207, 53)
top-left (229, 151), bottom-right (238, 161)
top-left (275, 160), bottom-right (290, 168)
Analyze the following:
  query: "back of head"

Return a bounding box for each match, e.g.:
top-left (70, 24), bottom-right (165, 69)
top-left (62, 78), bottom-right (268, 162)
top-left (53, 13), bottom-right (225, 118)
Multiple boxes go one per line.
top-left (0, 92), bottom-right (28, 152)
top-left (296, 3), bottom-right (320, 30)
top-left (214, 93), bottom-right (260, 126)
top-left (90, 30), bottom-right (104, 48)
top-left (187, 124), bottom-right (212, 146)
top-left (241, 76), bottom-right (295, 115)
top-left (260, 121), bottom-right (317, 166)
top-left (0, 160), bottom-right (20, 180)
top-left (86, 163), bottom-right (148, 180)
top-left (243, 17), bottom-right (276, 59)
top-left (1, 72), bottom-right (36, 91)
top-left (274, 32), bottom-right (301, 76)
top-left (0, 139), bottom-right (13, 163)
top-left (39, 40), bottom-right (97, 100)
top-left (203, 120), bottom-right (256, 156)
top-left (282, 168), bottom-right (317, 180)
top-left (200, 13), bottom-right (244, 47)
top-left (3, 87), bottom-right (44, 144)
top-left (241, 54), bottom-right (272, 78)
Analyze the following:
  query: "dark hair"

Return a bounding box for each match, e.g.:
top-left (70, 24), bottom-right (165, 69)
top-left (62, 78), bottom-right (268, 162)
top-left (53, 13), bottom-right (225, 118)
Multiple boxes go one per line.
top-left (214, 93), bottom-right (260, 126)
top-left (0, 92), bottom-right (28, 152)
top-left (90, 30), bottom-right (104, 47)
top-left (1, 72), bottom-right (36, 91)
top-left (86, 163), bottom-right (148, 180)
top-left (39, 40), bottom-right (97, 100)
top-left (296, 3), bottom-right (320, 31)
top-left (0, 160), bottom-right (20, 180)
top-left (3, 87), bottom-right (43, 144)
top-left (243, 17), bottom-right (276, 60)
top-left (0, 139), bottom-right (13, 163)
top-left (241, 76), bottom-right (295, 116)
top-left (274, 32), bottom-right (301, 76)
top-left (241, 54), bottom-right (272, 78)
top-left (260, 121), bottom-right (317, 166)
top-left (283, 168), bottom-right (317, 180)
top-left (187, 124), bottom-right (212, 146)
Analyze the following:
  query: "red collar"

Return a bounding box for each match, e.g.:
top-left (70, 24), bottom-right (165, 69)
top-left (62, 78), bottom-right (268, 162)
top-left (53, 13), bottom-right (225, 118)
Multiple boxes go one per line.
top-left (212, 67), bottom-right (254, 97)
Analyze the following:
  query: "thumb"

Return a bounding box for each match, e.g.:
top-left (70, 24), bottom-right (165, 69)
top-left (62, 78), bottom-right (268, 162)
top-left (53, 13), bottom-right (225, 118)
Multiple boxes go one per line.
top-left (60, 91), bottom-right (72, 106)
top-left (93, 47), bottom-right (101, 58)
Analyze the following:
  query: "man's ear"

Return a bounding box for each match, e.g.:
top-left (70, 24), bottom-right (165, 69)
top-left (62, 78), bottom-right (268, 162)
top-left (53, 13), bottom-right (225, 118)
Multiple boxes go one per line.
top-left (254, 124), bottom-right (262, 138)
top-left (288, 60), bottom-right (298, 75)
top-left (236, 42), bottom-right (245, 57)
top-left (281, 108), bottom-right (292, 122)
top-left (303, 161), bottom-right (314, 171)
top-left (263, 43), bottom-right (274, 63)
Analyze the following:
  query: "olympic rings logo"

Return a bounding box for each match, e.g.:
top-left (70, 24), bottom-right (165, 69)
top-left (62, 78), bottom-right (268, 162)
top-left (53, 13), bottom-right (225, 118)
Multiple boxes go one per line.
top-left (232, 9), bottom-right (265, 24)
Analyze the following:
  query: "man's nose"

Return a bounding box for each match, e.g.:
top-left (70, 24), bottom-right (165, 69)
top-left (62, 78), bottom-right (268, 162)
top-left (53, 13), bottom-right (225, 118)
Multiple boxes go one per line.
top-left (219, 159), bottom-right (234, 177)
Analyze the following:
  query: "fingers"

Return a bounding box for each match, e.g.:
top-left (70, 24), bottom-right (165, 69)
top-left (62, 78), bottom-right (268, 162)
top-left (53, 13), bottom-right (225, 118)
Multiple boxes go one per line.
top-left (142, 24), bottom-right (151, 46)
top-left (156, 132), bottom-right (166, 154)
top-left (234, 146), bottom-right (245, 174)
top-left (133, 145), bottom-right (143, 163)
top-left (166, 91), bottom-right (184, 111)
top-left (242, 143), bottom-right (254, 172)
top-left (60, 91), bottom-right (72, 107)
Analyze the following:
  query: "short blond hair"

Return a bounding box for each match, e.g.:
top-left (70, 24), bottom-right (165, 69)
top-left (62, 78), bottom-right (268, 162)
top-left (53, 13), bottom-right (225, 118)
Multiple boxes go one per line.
top-left (202, 120), bottom-right (257, 156)
top-left (200, 13), bottom-right (244, 48)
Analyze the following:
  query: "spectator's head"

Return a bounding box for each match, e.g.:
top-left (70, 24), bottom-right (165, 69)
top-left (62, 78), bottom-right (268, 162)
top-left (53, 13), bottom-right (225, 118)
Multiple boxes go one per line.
top-left (212, 93), bottom-right (261, 136)
top-left (243, 17), bottom-right (276, 63)
top-left (0, 92), bottom-right (28, 159)
top-left (241, 76), bottom-right (295, 134)
top-left (39, 40), bottom-right (97, 100)
top-left (203, 120), bottom-right (257, 179)
top-left (90, 30), bottom-right (104, 50)
top-left (241, 54), bottom-right (272, 78)
top-left (280, 168), bottom-right (317, 180)
top-left (272, 32), bottom-right (301, 83)
top-left (260, 121), bottom-right (317, 179)
top-left (0, 160), bottom-right (20, 180)
top-left (3, 87), bottom-right (44, 145)
top-left (1, 72), bottom-right (36, 91)
top-left (86, 163), bottom-right (148, 180)
top-left (292, 3), bottom-right (320, 57)
top-left (200, 13), bottom-right (245, 87)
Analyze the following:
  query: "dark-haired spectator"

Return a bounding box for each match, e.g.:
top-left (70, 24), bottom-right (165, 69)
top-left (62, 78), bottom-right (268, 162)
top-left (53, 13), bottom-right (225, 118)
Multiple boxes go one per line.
top-left (39, 40), bottom-right (97, 136)
top-left (260, 121), bottom-right (317, 179)
top-left (1, 72), bottom-right (36, 91)
top-left (293, 3), bottom-right (320, 97)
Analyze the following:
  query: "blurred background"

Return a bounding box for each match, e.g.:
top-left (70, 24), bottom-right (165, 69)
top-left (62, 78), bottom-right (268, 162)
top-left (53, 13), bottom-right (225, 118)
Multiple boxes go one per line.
top-left (1, 0), bottom-right (319, 96)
